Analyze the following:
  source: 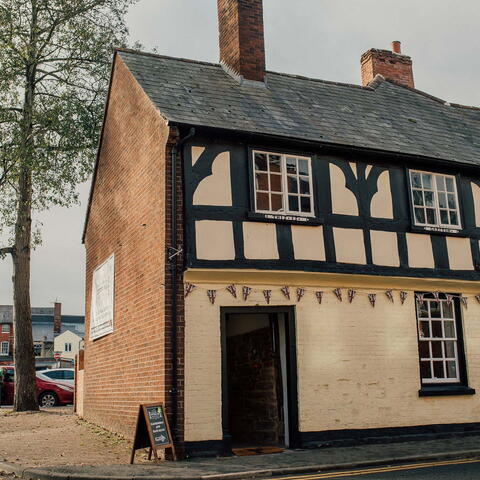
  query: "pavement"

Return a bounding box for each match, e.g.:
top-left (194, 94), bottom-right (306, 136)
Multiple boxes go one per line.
top-left (2, 435), bottom-right (480, 480)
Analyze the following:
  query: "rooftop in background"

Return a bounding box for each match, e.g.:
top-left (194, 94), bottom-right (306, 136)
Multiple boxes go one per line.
top-left (118, 49), bottom-right (480, 167)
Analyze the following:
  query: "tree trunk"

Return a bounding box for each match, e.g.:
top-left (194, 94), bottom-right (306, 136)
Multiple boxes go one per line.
top-left (13, 1), bottom-right (39, 412)
top-left (12, 166), bottom-right (38, 411)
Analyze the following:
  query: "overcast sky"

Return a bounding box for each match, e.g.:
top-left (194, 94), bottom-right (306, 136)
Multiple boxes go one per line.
top-left (1, 0), bottom-right (479, 315)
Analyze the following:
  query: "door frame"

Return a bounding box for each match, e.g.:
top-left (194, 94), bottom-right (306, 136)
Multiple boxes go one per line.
top-left (220, 306), bottom-right (299, 450)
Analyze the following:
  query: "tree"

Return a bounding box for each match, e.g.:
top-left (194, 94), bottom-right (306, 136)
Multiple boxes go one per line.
top-left (0, 0), bottom-right (136, 411)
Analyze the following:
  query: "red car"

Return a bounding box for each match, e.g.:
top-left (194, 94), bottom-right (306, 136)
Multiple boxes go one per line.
top-left (0, 366), bottom-right (74, 407)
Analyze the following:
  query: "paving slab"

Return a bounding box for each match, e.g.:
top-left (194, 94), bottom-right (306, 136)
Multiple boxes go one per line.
top-left (3, 435), bottom-right (480, 480)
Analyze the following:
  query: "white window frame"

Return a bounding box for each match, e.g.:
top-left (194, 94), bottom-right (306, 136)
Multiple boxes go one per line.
top-left (253, 150), bottom-right (315, 217)
top-left (65, 342), bottom-right (72, 352)
top-left (1, 324), bottom-right (9, 333)
top-left (416, 295), bottom-right (461, 384)
top-left (409, 170), bottom-right (462, 230)
top-left (0, 341), bottom-right (9, 356)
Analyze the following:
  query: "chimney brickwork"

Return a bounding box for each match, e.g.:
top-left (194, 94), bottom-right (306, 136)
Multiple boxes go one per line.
top-left (361, 42), bottom-right (414, 89)
top-left (53, 302), bottom-right (62, 335)
top-left (218, 0), bottom-right (266, 82)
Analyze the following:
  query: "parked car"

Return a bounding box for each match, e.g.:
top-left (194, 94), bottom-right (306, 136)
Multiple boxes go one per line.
top-left (0, 366), bottom-right (74, 407)
top-left (37, 368), bottom-right (74, 386)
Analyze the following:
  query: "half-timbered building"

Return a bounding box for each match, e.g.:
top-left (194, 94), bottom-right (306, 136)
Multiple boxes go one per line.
top-left (82, 0), bottom-right (480, 457)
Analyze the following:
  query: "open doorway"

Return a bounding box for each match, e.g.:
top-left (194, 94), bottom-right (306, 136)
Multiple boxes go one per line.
top-left (221, 307), bottom-right (298, 452)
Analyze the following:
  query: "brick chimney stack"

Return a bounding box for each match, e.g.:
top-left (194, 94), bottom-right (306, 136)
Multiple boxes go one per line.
top-left (218, 0), bottom-right (266, 83)
top-left (53, 302), bottom-right (62, 335)
top-left (361, 41), bottom-right (415, 89)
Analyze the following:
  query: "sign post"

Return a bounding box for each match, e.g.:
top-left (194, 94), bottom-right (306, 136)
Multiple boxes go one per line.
top-left (130, 403), bottom-right (176, 464)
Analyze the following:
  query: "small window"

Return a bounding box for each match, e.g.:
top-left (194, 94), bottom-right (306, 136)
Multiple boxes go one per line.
top-left (65, 343), bottom-right (72, 352)
top-left (253, 151), bottom-right (314, 216)
top-left (416, 293), bottom-right (465, 384)
top-left (33, 344), bottom-right (42, 357)
top-left (409, 170), bottom-right (461, 230)
top-left (1, 324), bottom-right (9, 333)
top-left (0, 341), bottom-right (9, 356)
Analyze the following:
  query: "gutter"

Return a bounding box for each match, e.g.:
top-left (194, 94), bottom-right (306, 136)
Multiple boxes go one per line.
top-left (169, 127), bottom-right (196, 442)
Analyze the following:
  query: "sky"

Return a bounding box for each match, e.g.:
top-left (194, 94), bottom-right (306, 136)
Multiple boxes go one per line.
top-left (0, 0), bottom-right (479, 315)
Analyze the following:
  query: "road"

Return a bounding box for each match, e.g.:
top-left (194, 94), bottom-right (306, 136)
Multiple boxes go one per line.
top-left (275, 459), bottom-right (480, 479)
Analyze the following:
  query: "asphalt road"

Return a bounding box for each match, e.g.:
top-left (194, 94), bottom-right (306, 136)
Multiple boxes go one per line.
top-left (275, 459), bottom-right (480, 480)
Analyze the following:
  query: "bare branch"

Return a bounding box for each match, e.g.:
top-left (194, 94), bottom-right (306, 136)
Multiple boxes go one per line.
top-left (0, 246), bottom-right (14, 256)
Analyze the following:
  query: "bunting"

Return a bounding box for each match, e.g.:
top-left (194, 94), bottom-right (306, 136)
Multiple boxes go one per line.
top-left (281, 286), bottom-right (291, 300)
top-left (263, 290), bottom-right (272, 304)
top-left (185, 283), bottom-right (196, 297)
top-left (461, 297), bottom-right (468, 309)
top-left (296, 288), bottom-right (305, 302)
top-left (207, 290), bottom-right (217, 305)
top-left (348, 289), bottom-right (356, 303)
top-left (315, 291), bottom-right (323, 304)
top-left (226, 284), bottom-right (237, 298)
top-left (333, 288), bottom-right (342, 302)
top-left (400, 291), bottom-right (408, 305)
top-left (368, 293), bottom-right (376, 307)
top-left (242, 286), bottom-right (252, 301)
top-left (385, 290), bottom-right (394, 303)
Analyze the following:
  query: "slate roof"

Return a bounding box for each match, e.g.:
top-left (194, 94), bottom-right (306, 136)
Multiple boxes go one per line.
top-left (118, 49), bottom-right (480, 167)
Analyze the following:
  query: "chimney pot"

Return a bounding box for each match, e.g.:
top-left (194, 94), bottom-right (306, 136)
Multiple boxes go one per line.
top-left (391, 41), bottom-right (402, 54)
top-left (53, 302), bottom-right (62, 335)
top-left (218, 0), bottom-right (266, 83)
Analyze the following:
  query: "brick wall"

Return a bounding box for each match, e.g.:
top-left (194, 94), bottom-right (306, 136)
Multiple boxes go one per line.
top-left (218, 0), bottom-right (266, 82)
top-left (83, 55), bottom-right (172, 437)
top-left (361, 49), bottom-right (414, 88)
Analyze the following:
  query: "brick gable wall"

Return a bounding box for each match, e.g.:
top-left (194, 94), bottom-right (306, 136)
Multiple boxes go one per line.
top-left (83, 55), bottom-right (171, 437)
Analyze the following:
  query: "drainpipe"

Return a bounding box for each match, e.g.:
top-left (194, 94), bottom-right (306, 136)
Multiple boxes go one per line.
top-left (169, 127), bottom-right (195, 442)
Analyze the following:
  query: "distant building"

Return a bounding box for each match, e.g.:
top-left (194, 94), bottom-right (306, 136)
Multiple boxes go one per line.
top-left (54, 330), bottom-right (84, 361)
top-left (0, 303), bottom-right (84, 367)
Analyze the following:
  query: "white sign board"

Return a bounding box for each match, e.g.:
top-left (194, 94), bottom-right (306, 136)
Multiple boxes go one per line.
top-left (90, 254), bottom-right (115, 340)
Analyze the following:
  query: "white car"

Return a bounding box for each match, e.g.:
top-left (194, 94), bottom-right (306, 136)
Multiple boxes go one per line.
top-left (37, 368), bottom-right (75, 386)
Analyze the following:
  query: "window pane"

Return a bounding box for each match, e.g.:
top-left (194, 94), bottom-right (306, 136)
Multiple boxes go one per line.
top-left (298, 159), bottom-right (309, 175)
top-left (447, 193), bottom-right (456, 209)
top-left (415, 208), bottom-right (425, 224)
top-left (446, 361), bottom-right (457, 378)
top-left (433, 361), bottom-right (445, 379)
top-left (438, 192), bottom-right (447, 208)
top-left (418, 301), bottom-right (429, 318)
top-left (422, 173), bottom-right (433, 189)
top-left (449, 211), bottom-right (459, 226)
top-left (288, 196), bottom-right (299, 212)
top-left (413, 190), bottom-right (423, 206)
top-left (269, 155), bottom-right (281, 173)
top-left (419, 321), bottom-right (430, 338)
top-left (444, 341), bottom-right (456, 358)
top-left (287, 176), bottom-right (298, 194)
top-left (286, 158), bottom-right (297, 174)
top-left (426, 208), bottom-right (436, 224)
top-left (445, 177), bottom-right (455, 193)
top-left (431, 321), bottom-right (443, 337)
top-left (270, 174), bottom-right (282, 192)
top-left (411, 172), bottom-right (422, 188)
top-left (444, 321), bottom-right (455, 338)
top-left (430, 302), bottom-right (441, 318)
top-left (442, 302), bottom-right (454, 319)
top-left (424, 191), bottom-right (434, 207)
top-left (255, 153), bottom-right (267, 171)
top-left (440, 210), bottom-right (449, 224)
top-left (255, 173), bottom-right (268, 191)
top-left (271, 194), bottom-right (283, 212)
top-left (436, 176), bottom-right (446, 191)
top-left (420, 361), bottom-right (432, 379)
top-left (65, 371), bottom-right (74, 380)
top-left (300, 196), bottom-right (311, 213)
top-left (431, 341), bottom-right (443, 358)
top-left (256, 193), bottom-right (269, 210)
top-left (418, 341), bottom-right (430, 359)
top-left (299, 177), bottom-right (310, 195)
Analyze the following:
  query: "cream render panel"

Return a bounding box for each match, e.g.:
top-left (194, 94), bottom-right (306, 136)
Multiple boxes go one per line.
top-left (330, 163), bottom-right (359, 216)
top-left (191, 146), bottom-right (206, 166)
top-left (471, 182), bottom-right (480, 227)
top-left (370, 230), bottom-right (400, 267)
top-left (243, 222), bottom-right (279, 259)
top-left (183, 273), bottom-right (480, 442)
top-left (195, 221), bottom-right (235, 260)
top-left (446, 237), bottom-right (474, 270)
top-left (370, 171), bottom-right (394, 219)
top-left (291, 225), bottom-right (326, 261)
top-left (193, 151), bottom-right (232, 206)
top-left (333, 228), bottom-right (366, 264)
top-left (406, 233), bottom-right (434, 269)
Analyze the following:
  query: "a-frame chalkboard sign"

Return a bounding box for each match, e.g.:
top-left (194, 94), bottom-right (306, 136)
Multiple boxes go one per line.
top-left (130, 403), bottom-right (177, 463)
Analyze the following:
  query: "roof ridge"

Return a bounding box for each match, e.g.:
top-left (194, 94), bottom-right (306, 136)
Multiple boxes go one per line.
top-left (116, 48), bottom-right (220, 68)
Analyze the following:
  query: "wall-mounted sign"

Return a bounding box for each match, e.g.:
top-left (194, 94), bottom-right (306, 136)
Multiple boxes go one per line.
top-left (130, 403), bottom-right (176, 463)
top-left (90, 254), bottom-right (115, 340)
